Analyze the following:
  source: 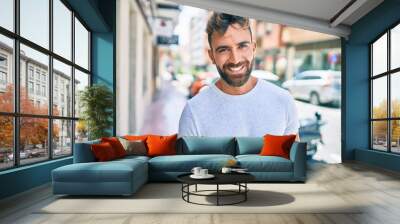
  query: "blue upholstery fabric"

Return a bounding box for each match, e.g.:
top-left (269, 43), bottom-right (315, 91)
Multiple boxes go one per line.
top-left (235, 137), bottom-right (263, 155)
top-left (52, 158), bottom-right (148, 195)
top-left (236, 155), bottom-right (293, 172)
top-left (177, 137), bottom-right (236, 155)
top-left (73, 140), bottom-right (100, 163)
top-left (290, 142), bottom-right (307, 181)
top-left (149, 154), bottom-right (235, 173)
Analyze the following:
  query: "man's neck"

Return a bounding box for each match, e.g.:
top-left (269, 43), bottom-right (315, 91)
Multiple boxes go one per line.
top-left (215, 76), bottom-right (258, 95)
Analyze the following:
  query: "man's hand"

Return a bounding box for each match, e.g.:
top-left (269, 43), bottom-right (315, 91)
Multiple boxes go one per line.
top-left (295, 134), bottom-right (300, 142)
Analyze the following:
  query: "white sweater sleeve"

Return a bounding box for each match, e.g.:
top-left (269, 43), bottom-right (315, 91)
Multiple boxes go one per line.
top-left (178, 103), bottom-right (199, 137)
top-left (284, 95), bottom-right (300, 135)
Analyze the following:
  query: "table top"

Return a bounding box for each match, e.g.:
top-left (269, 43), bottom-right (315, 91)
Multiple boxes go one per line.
top-left (177, 172), bottom-right (255, 185)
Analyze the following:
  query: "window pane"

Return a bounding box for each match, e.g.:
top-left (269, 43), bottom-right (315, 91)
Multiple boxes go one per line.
top-left (20, 44), bottom-right (49, 115)
top-left (53, 119), bottom-right (72, 158)
top-left (391, 120), bottom-right (400, 153)
top-left (372, 33), bottom-right (387, 76)
top-left (372, 76), bottom-right (387, 119)
top-left (75, 120), bottom-right (88, 143)
top-left (74, 69), bottom-right (89, 118)
top-left (74, 18), bottom-right (89, 70)
top-left (372, 121), bottom-right (388, 151)
top-left (53, 0), bottom-right (72, 60)
top-left (391, 24), bottom-right (400, 70)
top-left (0, 116), bottom-right (13, 170)
top-left (20, 117), bottom-right (49, 165)
top-left (0, 0), bottom-right (14, 31)
top-left (391, 72), bottom-right (400, 118)
top-left (53, 59), bottom-right (72, 117)
top-left (0, 34), bottom-right (14, 112)
top-left (20, 0), bottom-right (49, 49)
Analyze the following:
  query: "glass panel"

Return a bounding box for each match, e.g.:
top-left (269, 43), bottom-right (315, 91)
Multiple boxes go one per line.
top-left (0, 116), bottom-right (13, 170)
top-left (20, 117), bottom-right (49, 165)
top-left (372, 121), bottom-right (388, 151)
top-left (53, 59), bottom-right (72, 117)
top-left (0, 34), bottom-right (14, 112)
top-left (74, 18), bottom-right (89, 70)
top-left (372, 33), bottom-right (387, 76)
top-left (391, 120), bottom-right (400, 153)
top-left (53, 119), bottom-right (72, 158)
top-left (372, 76), bottom-right (387, 119)
top-left (20, 0), bottom-right (49, 49)
top-left (391, 72), bottom-right (400, 118)
top-left (20, 44), bottom-right (49, 115)
top-left (75, 120), bottom-right (88, 143)
top-left (74, 69), bottom-right (89, 118)
top-left (53, 0), bottom-right (72, 60)
top-left (391, 24), bottom-right (400, 70)
top-left (0, 0), bottom-right (14, 31)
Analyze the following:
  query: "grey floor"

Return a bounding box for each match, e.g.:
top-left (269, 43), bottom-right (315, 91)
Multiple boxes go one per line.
top-left (1, 162), bottom-right (400, 224)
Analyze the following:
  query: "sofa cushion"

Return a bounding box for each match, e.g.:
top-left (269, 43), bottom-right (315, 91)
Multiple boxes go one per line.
top-left (147, 134), bottom-right (178, 157)
top-left (177, 137), bottom-right (236, 155)
top-left (148, 154), bottom-right (235, 172)
top-left (236, 155), bottom-right (293, 172)
top-left (91, 142), bottom-right (118, 161)
top-left (260, 134), bottom-right (296, 159)
top-left (52, 158), bottom-right (147, 183)
top-left (101, 137), bottom-right (127, 158)
top-left (235, 137), bottom-right (263, 155)
top-left (118, 138), bottom-right (147, 156)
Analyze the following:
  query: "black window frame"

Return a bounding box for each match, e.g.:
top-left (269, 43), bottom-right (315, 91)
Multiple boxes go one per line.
top-left (0, 0), bottom-right (92, 171)
top-left (369, 20), bottom-right (400, 154)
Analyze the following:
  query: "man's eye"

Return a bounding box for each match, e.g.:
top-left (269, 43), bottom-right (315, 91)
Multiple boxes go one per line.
top-left (218, 48), bottom-right (227, 53)
top-left (239, 44), bottom-right (249, 49)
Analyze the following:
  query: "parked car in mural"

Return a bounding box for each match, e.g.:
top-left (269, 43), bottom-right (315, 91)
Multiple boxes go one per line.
top-left (251, 70), bottom-right (281, 86)
top-left (282, 70), bottom-right (341, 106)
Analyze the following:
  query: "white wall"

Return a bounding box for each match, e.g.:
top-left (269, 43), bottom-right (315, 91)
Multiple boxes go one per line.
top-left (116, 0), bottom-right (155, 136)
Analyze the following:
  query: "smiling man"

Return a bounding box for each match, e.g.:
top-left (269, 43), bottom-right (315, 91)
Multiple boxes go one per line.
top-left (178, 13), bottom-right (300, 139)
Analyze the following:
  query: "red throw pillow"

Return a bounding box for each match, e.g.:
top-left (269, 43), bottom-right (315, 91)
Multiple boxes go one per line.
top-left (91, 142), bottom-right (117, 161)
top-left (260, 134), bottom-right (296, 159)
top-left (101, 137), bottom-right (127, 158)
top-left (146, 134), bottom-right (178, 157)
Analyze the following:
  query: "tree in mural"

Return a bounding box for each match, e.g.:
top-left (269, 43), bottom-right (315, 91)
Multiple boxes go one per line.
top-left (0, 84), bottom-right (59, 153)
top-left (372, 99), bottom-right (400, 143)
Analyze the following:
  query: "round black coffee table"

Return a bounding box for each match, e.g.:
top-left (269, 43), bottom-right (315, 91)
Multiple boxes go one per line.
top-left (177, 172), bottom-right (255, 206)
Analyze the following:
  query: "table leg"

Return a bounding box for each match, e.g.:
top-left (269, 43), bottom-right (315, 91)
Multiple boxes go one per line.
top-left (245, 183), bottom-right (247, 201)
top-left (217, 184), bottom-right (219, 206)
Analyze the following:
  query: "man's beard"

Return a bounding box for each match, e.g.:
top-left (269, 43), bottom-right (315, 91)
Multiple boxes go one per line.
top-left (216, 59), bottom-right (254, 87)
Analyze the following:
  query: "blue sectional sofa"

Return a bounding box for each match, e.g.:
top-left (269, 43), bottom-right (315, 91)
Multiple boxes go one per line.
top-left (52, 137), bottom-right (306, 196)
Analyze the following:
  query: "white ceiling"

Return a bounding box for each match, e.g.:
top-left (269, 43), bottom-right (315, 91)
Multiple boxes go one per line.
top-left (169, 0), bottom-right (384, 38)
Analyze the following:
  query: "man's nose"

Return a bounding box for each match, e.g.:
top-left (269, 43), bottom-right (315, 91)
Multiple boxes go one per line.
top-left (228, 48), bottom-right (241, 64)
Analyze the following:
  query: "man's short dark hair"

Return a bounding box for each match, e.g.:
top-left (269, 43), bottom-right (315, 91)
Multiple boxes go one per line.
top-left (206, 12), bottom-right (252, 48)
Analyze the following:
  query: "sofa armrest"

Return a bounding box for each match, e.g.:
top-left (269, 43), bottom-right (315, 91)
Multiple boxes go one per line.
top-left (289, 142), bottom-right (307, 182)
top-left (73, 140), bottom-right (100, 163)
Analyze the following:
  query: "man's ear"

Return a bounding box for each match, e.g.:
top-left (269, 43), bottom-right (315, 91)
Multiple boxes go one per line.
top-left (252, 42), bottom-right (257, 53)
top-left (208, 48), bottom-right (216, 64)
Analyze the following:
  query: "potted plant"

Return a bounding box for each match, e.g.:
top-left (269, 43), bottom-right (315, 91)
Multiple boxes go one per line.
top-left (79, 84), bottom-right (113, 140)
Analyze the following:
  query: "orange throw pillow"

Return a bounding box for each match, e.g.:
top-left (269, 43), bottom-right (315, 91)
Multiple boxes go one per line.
top-left (124, 135), bottom-right (148, 141)
top-left (146, 134), bottom-right (178, 157)
top-left (91, 142), bottom-right (117, 161)
top-left (260, 134), bottom-right (296, 159)
top-left (101, 137), bottom-right (127, 158)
